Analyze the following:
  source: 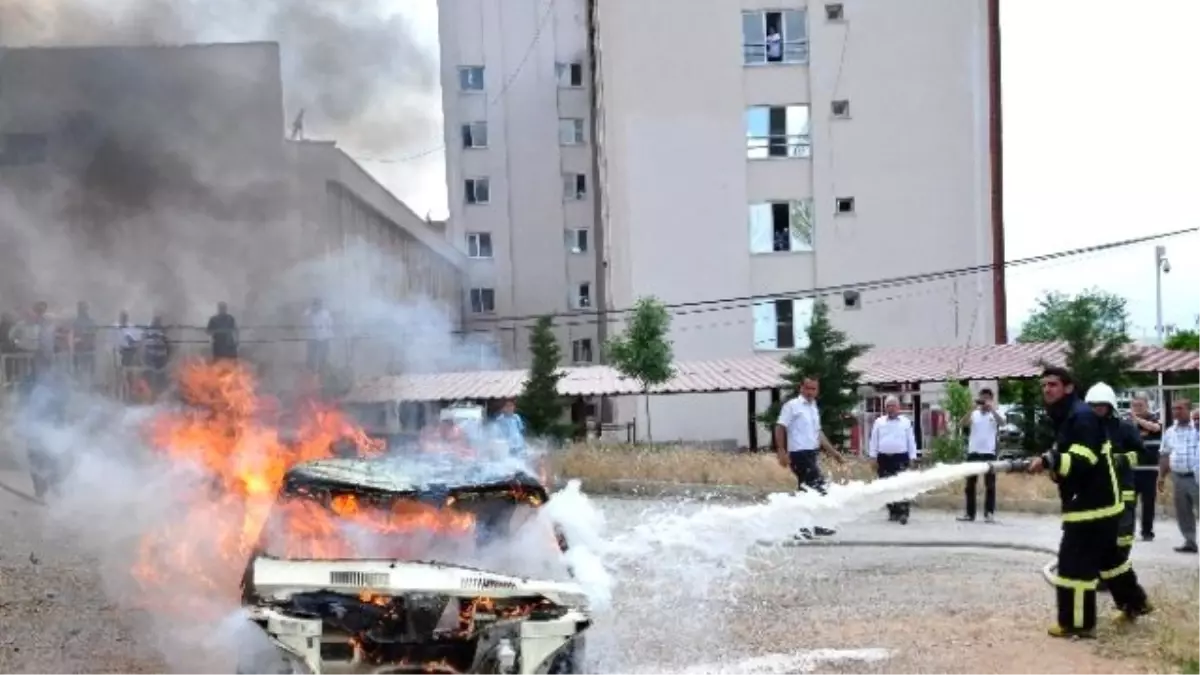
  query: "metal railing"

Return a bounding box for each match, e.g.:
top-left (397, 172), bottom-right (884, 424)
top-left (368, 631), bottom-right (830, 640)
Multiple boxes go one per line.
top-left (743, 41), bottom-right (810, 65)
top-left (746, 134), bottom-right (812, 160)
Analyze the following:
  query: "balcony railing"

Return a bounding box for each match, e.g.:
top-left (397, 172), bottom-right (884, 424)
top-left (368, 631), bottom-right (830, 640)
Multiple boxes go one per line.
top-left (746, 134), bottom-right (812, 160)
top-left (743, 41), bottom-right (810, 66)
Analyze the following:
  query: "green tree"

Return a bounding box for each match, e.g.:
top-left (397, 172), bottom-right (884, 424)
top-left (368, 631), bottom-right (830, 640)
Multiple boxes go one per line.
top-left (1164, 329), bottom-right (1199, 352)
top-left (1003, 289), bottom-right (1136, 453)
top-left (606, 297), bottom-right (674, 444)
top-left (928, 379), bottom-right (975, 463)
top-left (758, 300), bottom-right (870, 449)
top-left (516, 316), bottom-right (571, 441)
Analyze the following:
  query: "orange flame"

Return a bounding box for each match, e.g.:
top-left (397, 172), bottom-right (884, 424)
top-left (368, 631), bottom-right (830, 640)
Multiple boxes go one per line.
top-left (132, 359), bottom-right (388, 614)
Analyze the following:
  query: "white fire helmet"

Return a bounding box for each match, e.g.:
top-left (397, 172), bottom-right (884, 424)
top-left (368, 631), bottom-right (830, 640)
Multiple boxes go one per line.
top-left (1084, 382), bottom-right (1118, 408)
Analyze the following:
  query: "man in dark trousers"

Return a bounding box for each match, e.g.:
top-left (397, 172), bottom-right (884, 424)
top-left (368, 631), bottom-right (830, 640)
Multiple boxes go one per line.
top-left (868, 395), bottom-right (918, 524)
top-left (959, 387), bottom-right (1004, 523)
top-left (1028, 367), bottom-right (1123, 639)
top-left (1128, 393), bottom-right (1161, 540)
top-left (206, 302), bottom-right (239, 361)
top-left (775, 376), bottom-right (846, 540)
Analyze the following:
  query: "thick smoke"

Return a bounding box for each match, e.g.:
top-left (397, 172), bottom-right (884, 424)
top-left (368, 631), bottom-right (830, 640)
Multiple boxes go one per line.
top-left (0, 0), bottom-right (439, 328)
top-left (0, 0), bottom-right (437, 151)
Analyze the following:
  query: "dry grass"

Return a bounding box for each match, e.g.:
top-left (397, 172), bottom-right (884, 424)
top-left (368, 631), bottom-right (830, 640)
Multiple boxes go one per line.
top-left (549, 444), bottom-right (1176, 511)
top-left (1098, 578), bottom-right (1200, 674)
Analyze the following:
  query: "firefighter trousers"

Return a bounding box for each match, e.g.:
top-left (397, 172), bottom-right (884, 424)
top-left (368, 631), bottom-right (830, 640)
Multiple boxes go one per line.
top-left (1099, 503), bottom-right (1148, 613)
top-left (1054, 518), bottom-right (1119, 632)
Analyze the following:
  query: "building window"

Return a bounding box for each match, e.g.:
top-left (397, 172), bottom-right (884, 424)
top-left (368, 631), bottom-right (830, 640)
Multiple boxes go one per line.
top-left (745, 105), bottom-right (811, 159)
top-left (574, 282), bottom-right (592, 309)
top-left (556, 61), bottom-right (584, 87)
top-left (458, 66), bottom-right (485, 91)
top-left (0, 132), bottom-right (48, 166)
top-left (835, 197), bottom-right (856, 215)
top-left (742, 10), bottom-right (808, 65)
top-left (461, 121), bottom-right (488, 148)
top-left (469, 288), bottom-right (496, 314)
top-left (464, 178), bottom-right (490, 205)
top-left (563, 173), bottom-right (587, 200)
top-left (753, 298), bottom-right (814, 350)
top-left (825, 3), bottom-right (845, 21)
top-left (566, 228), bottom-right (589, 253)
top-left (749, 200), bottom-right (814, 253)
top-left (572, 338), bottom-right (594, 364)
top-left (467, 232), bottom-right (493, 259)
top-left (831, 100), bottom-right (851, 118)
top-left (559, 118), bottom-right (586, 145)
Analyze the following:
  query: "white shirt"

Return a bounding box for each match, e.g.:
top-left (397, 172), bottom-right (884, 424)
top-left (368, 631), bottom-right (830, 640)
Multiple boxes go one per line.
top-left (777, 395), bottom-right (821, 452)
top-left (1163, 423), bottom-right (1200, 474)
top-left (967, 409), bottom-right (1000, 454)
top-left (869, 415), bottom-right (917, 460)
top-left (305, 308), bottom-right (334, 341)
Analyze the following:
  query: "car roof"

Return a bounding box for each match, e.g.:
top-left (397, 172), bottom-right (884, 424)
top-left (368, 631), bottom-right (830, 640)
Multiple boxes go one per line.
top-left (282, 457), bottom-right (547, 499)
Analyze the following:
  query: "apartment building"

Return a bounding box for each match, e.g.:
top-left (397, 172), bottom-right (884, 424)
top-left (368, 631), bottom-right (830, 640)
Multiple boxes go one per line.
top-left (438, 0), bottom-right (1005, 445)
top-left (436, 0), bottom-right (603, 368)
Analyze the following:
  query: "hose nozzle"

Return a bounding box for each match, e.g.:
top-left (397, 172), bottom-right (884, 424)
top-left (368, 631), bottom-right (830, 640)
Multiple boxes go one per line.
top-left (985, 458), bottom-right (1033, 474)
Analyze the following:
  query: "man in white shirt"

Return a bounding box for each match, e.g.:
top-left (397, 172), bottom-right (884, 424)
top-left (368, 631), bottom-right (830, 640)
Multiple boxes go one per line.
top-left (957, 387), bottom-right (1004, 523)
top-left (304, 298), bottom-right (334, 373)
top-left (868, 395), bottom-right (918, 524)
top-left (775, 376), bottom-right (846, 539)
top-left (1157, 398), bottom-right (1199, 554)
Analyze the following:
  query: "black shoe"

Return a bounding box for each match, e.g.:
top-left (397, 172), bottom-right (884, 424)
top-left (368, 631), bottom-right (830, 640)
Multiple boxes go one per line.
top-left (1141, 532), bottom-right (1155, 542)
top-left (813, 526), bottom-right (836, 537)
top-left (887, 512), bottom-right (899, 522)
top-left (899, 514), bottom-right (909, 525)
top-left (795, 528), bottom-right (814, 541)
top-left (1174, 542), bottom-right (1198, 554)
top-left (956, 515), bottom-right (975, 522)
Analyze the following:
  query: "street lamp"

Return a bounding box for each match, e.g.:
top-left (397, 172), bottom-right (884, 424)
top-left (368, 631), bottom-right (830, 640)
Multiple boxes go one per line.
top-left (1155, 245), bottom-right (1171, 345)
top-left (1154, 245), bottom-right (1171, 411)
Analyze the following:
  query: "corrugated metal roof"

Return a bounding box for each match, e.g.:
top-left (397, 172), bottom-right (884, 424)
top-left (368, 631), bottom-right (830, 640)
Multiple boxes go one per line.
top-left (342, 342), bottom-right (1199, 403)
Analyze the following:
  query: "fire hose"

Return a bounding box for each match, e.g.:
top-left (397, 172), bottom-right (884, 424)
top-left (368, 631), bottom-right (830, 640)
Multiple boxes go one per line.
top-left (784, 459), bottom-right (1059, 588)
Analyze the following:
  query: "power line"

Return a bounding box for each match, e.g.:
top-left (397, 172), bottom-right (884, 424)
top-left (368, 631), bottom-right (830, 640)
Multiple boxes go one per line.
top-left (67, 226), bottom-right (1192, 343)
top-left (456, 226), bottom-right (1198, 329)
top-left (354, 0), bottom-right (558, 165)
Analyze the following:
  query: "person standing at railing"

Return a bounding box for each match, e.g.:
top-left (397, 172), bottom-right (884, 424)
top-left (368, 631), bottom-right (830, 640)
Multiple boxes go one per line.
top-left (72, 301), bottom-right (98, 382)
top-left (206, 301), bottom-right (239, 362)
top-left (1, 311), bottom-right (18, 387)
top-left (143, 314), bottom-right (171, 397)
top-left (1127, 394), bottom-right (1162, 541)
top-left (304, 298), bottom-right (333, 374)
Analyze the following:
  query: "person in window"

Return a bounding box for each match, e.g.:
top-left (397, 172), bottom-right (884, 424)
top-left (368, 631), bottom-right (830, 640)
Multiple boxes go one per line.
top-left (206, 302), bottom-right (239, 361)
top-left (765, 27), bottom-right (783, 61)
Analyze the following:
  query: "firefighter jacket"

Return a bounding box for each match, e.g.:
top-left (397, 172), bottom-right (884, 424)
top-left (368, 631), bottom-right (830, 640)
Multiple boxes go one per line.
top-left (1040, 396), bottom-right (1123, 524)
top-left (1102, 416), bottom-right (1144, 503)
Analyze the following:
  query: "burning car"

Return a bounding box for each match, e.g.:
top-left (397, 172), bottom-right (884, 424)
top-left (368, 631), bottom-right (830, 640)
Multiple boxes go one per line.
top-left (236, 457), bottom-right (590, 674)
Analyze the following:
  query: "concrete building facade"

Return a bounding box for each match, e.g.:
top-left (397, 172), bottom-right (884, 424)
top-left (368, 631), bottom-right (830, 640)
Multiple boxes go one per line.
top-left (438, 0), bottom-right (1008, 445)
top-left (0, 42), bottom-right (467, 384)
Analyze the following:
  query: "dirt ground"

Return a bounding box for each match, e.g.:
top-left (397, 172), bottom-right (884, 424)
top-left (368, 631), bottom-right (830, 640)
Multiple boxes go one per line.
top-left (1, 468), bottom-right (1196, 674)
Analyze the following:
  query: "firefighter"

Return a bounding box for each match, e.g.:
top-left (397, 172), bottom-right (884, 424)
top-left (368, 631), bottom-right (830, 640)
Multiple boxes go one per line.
top-left (1085, 382), bottom-right (1153, 619)
top-left (1028, 367), bottom-right (1124, 639)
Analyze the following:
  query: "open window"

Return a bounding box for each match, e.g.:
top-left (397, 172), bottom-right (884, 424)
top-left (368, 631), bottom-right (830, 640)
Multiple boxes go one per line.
top-left (461, 122), bottom-right (488, 148)
top-left (566, 229), bottom-right (589, 254)
top-left (745, 105), bottom-right (811, 159)
top-left (749, 200), bottom-right (814, 253)
top-left (556, 62), bottom-right (584, 87)
top-left (563, 173), bottom-right (587, 200)
top-left (752, 298), bottom-right (814, 350)
top-left (742, 10), bottom-right (809, 65)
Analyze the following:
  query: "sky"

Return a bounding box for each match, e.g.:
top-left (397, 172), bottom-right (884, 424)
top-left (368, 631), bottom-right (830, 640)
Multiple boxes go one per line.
top-left (361, 0), bottom-right (1199, 343)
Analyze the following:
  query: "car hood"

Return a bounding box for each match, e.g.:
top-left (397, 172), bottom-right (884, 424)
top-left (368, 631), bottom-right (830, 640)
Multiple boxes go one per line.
top-left (250, 557), bottom-right (589, 609)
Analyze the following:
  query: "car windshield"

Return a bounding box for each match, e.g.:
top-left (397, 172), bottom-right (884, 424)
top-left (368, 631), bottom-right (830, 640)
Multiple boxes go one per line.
top-left (256, 483), bottom-right (544, 571)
